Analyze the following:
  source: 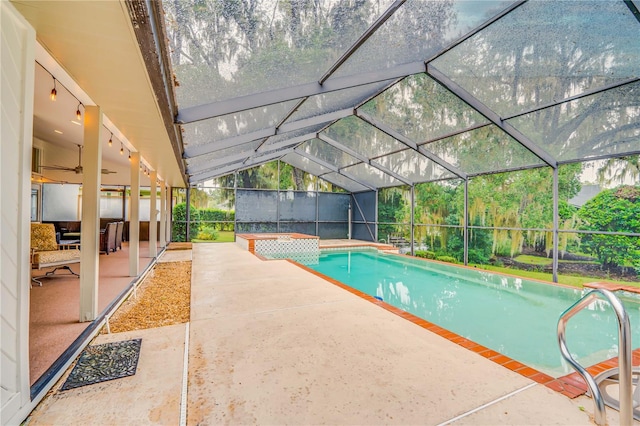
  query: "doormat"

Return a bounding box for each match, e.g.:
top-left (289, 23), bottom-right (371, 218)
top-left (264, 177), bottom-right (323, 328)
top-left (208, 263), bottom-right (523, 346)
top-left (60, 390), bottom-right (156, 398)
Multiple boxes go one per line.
top-left (61, 339), bottom-right (142, 391)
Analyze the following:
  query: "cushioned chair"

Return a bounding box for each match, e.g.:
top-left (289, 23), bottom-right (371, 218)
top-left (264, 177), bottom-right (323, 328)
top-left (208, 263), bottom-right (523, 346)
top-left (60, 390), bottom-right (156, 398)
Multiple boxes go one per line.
top-left (30, 223), bottom-right (80, 286)
top-left (100, 222), bottom-right (117, 254)
top-left (115, 221), bottom-right (124, 251)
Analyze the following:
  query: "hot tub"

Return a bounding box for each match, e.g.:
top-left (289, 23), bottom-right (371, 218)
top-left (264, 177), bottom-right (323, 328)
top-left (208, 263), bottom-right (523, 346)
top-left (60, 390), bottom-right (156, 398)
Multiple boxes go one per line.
top-left (236, 233), bottom-right (320, 262)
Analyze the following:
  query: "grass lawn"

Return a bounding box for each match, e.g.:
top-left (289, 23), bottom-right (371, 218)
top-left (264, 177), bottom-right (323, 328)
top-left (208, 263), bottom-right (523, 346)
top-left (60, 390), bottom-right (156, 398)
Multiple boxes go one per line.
top-left (472, 263), bottom-right (639, 289)
top-left (192, 230), bottom-right (235, 243)
top-left (513, 255), bottom-right (599, 266)
top-left (513, 255), bottom-right (552, 265)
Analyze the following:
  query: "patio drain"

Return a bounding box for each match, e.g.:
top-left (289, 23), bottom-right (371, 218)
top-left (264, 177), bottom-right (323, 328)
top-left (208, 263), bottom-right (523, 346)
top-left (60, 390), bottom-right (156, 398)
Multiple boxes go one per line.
top-left (61, 339), bottom-right (142, 391)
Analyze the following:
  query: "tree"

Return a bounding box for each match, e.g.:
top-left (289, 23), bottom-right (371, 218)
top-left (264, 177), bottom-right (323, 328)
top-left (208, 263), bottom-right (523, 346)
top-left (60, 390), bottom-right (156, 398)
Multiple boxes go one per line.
top-left (378, 187), bottom-right (408, 240)
top-left (596, 155), bottom-right (640, 186)
top-left (578, 185), bottom-right (640, 269)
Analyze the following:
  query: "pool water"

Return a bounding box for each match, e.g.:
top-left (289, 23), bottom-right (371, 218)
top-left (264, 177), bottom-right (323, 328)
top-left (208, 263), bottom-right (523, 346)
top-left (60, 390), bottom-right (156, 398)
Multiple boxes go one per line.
top-left (304, 250), bottom-right (640, 377)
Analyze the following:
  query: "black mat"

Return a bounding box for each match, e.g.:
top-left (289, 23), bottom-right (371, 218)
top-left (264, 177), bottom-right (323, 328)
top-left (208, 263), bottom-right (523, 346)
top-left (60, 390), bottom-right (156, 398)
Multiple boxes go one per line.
top-left (61, 339), bottom-right (142, 391)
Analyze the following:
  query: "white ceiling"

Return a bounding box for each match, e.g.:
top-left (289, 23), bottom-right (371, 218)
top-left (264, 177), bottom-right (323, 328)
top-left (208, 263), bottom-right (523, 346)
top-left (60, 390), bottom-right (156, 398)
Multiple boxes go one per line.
top-left (12, 0), bottom-right (186, 187)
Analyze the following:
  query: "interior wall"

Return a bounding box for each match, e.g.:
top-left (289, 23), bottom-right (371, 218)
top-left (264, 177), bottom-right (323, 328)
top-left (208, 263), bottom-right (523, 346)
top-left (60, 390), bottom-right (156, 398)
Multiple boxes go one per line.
top-left (33, 137), bottom-right (131, 186)
top-left (0, 2), bottom-right (36, 424)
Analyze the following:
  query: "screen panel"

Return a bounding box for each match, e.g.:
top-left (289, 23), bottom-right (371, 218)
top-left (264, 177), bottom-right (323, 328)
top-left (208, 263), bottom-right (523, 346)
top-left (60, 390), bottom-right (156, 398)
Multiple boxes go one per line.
top-left (352, 223), bottom-right (375, 241)
top-left (318, 222), bottom-right (349, 239)
top-left (507, 81), bottom-right (640, 163)
top-left (164, 0), bottom-right (396, 108)
top-left (431, 1), bottom-right (640, 118)
top-left (235, 189), bottom-right (278, 221)
top-left (278, 191), bottom-right (317, 221)
top-left (318, 193), bottom-right (350, 221)
top-left (279, 222), bottom-right (316, 235)
top-left (353, 191), bottom-right (376, 222)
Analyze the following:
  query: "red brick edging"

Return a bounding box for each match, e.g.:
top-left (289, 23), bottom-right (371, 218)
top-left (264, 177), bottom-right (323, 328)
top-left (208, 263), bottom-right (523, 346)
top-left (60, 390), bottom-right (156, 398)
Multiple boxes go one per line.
top-left (288, 259), bottom-right (640, 399)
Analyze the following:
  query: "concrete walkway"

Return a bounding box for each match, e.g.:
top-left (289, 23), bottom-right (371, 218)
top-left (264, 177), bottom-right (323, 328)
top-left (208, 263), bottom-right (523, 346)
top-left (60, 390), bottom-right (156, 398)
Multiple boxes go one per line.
top-left (28, 242), bottom-right (634, 425)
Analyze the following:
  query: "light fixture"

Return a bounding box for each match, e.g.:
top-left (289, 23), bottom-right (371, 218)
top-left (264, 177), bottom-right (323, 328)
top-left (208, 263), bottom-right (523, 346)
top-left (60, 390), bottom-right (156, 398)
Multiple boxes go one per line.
top-left (128, 150), bottom-right (131, 161)
top-left (76, 102), bottom-right (83, 120)
top-left (50, 77), bottom-right (57, 101)
top-left (120, 142), bottom-right (124, 155)
top-left (108, 133), bottom-right (113, 147)
top-left (54, 129), bottom-right (63, 134)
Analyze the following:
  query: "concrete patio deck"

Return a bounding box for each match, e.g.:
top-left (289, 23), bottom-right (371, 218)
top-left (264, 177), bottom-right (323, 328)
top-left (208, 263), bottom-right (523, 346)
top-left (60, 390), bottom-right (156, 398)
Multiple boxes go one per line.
top-left (27, 242), bottom-right (634, 425)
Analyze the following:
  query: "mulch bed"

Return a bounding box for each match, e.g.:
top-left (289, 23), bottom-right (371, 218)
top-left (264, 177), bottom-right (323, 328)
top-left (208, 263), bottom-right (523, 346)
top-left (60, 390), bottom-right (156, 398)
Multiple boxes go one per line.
top-left (104, 261), bottom-right (191, 333)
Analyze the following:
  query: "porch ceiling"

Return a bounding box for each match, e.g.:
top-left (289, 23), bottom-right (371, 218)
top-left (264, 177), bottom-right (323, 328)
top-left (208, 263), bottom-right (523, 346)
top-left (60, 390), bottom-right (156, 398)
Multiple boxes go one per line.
top-left (12, 0), bottom-right (186, 188)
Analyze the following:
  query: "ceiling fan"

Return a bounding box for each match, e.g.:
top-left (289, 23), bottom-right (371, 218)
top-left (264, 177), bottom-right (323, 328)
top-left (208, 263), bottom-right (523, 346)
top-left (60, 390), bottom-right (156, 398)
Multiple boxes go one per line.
top-left (39, 144), bottom-right (117, 175)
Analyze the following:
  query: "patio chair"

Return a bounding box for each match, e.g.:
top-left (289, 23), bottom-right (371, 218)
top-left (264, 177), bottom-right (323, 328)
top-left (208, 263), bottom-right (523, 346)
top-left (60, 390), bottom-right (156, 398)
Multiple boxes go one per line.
top-left (100, 222), bottom-right (117, 254)
top-left (30, 223), bottom-right (80, 287)
top-left (115, 221), bottom-right (124, 251)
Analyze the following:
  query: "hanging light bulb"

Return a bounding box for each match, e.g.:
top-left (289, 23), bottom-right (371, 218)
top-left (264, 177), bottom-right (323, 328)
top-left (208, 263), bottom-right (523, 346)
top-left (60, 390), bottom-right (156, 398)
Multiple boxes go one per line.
top-left (50, 77), bottom-right (57, 101)
top-left (108, 133), bottom-right (113, 147)
top-left (76, 102), bottom-right (82, 120)
top-left (120, 142), bottom-right (124, 155)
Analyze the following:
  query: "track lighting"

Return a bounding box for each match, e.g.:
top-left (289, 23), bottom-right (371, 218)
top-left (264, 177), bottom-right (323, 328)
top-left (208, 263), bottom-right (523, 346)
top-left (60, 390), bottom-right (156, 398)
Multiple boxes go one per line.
top-left (76, 102), bottom-right (82, 120)
top-left (108, 133), bottom-right (113, 147)
top-left (50, 77), bottom-right (57, 101)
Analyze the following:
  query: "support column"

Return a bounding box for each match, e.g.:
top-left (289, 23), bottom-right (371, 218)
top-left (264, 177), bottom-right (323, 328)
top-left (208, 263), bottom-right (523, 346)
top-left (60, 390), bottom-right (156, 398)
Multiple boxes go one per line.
top-left (149, 171), bottom-right (158, 258)
top-left (277, 160), bottom-right (280, 233)
top-left (374, 190), bottom-right (379, 242)
top-left (166, 186), bottom-right (172, 243)
top-left (185, 187), bottom-right (191, 242)
top-left (234, 173), bottom-right (238, 237)
top-left (464, 178), bottom-right (469, 265)
top-left (159, 180), bottom-right (166, 248)
top-left (410, 185), bottom-right (415, 256)
top-left (348, 202), bottom-right (352, 240)
top-left (79, 105), bottom-right (102, 322)
top-left (129, 152), bottom-right (140, 276)
top-left (552, 167), bottom-right (559, 283)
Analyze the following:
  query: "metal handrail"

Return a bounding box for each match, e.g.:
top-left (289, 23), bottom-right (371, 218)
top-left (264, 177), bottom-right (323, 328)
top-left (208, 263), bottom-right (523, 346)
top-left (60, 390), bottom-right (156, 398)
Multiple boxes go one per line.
top-left (557, 288), bottom-right (633, 426)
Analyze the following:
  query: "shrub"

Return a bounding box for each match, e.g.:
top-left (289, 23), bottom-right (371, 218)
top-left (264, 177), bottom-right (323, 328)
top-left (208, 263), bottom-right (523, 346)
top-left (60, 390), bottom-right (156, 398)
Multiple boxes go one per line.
top-left (196, 225), bottom-right (219, 241)
top-left (467, 248), bottom-right (490, 265)
top-left (415, 250), bottom-right (436, 259)
top-left (578, 185), bottom-right (640, 269)
top-left (199, 208), bottom-right (235, 231)
top-left (435, 255), bottom-right (458, 264)
top-left (172, 202), bottom-right (201, 242)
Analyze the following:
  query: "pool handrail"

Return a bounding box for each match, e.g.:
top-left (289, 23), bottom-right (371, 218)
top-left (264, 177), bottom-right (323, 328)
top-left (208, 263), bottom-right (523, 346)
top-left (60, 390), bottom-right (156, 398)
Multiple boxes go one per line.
top-left (557, 288), bottom-right (633, 426)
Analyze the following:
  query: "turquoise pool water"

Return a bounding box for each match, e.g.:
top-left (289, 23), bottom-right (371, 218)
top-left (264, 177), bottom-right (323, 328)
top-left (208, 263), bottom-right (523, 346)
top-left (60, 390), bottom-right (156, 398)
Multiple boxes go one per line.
top-left (304, 250), bottom-right (640, 377)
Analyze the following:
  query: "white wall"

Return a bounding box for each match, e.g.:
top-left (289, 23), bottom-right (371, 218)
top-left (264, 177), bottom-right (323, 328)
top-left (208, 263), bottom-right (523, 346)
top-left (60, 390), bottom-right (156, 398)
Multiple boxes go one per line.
top-left (0, 2), bottom-right (35, 424)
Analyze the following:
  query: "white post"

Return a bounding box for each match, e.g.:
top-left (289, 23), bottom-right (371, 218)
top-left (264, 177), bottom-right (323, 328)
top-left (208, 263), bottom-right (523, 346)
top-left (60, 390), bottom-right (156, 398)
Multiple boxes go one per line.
top-left (166, 185), bottom-right (172, 243)
top-left (149, 170), bottom-right (158, 257)
top-left (159, 180), bottom-right (166, 248)
top-left (79, 105), bottom-right (102, 322)
top-left (129, 152), bottom-right (140, 276)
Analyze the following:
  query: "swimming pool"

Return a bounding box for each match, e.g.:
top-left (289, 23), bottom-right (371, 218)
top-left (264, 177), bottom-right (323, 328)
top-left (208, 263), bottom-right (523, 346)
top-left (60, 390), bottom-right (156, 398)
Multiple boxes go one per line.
top-left (303, 249), bottom-right (640, 377)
